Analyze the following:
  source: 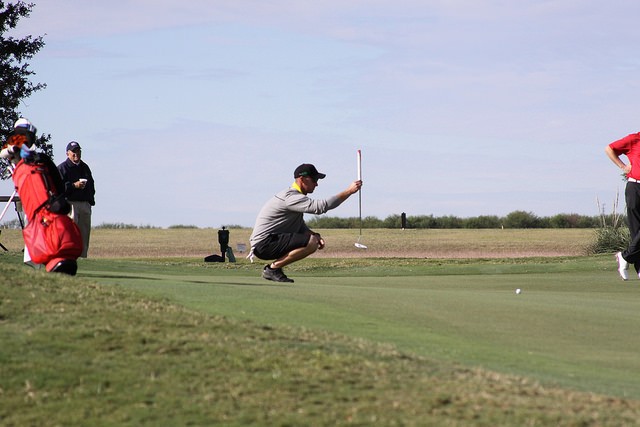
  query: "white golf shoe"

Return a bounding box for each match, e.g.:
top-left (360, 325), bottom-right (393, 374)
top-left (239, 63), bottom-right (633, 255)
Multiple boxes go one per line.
top-left (616, 252), bottom-right (629, 281)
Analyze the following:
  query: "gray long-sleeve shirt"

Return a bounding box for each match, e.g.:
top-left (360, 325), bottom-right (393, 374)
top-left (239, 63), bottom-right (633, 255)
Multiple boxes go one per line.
top-left (249, 185), bottom-right (343, 248)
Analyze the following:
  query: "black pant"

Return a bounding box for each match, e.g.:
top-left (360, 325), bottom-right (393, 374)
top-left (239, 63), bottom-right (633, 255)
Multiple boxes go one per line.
top-left (623, 181), bottom-right (640, 269)
top-left (253, 232), bottom-right (310, 261)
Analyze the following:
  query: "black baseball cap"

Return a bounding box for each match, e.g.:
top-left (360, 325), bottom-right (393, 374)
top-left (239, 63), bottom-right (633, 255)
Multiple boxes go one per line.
top-left (294, 163), bottom-right (326, 180)
top-left (66, 141), bottom-right (81, 152)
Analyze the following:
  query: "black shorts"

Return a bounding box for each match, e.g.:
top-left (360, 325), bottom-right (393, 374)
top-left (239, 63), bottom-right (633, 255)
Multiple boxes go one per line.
top-left (253, 233), bottom-right (310, 260)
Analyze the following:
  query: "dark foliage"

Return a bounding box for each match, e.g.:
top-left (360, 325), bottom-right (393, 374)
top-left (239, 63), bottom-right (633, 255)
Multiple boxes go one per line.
top-left (0, 1), bottom-right (51, 179)
top-left (306, 211), bottom-right (606, 229)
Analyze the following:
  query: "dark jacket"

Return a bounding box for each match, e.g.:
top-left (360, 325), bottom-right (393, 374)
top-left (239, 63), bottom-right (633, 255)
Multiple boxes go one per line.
top-left (57, 158), bottom-right (95, 205)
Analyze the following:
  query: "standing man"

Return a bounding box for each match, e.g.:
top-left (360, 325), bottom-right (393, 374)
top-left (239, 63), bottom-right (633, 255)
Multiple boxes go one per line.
top-left (249, 163), bottom-right (362, 283)
top-left (57, 141), bottom-right (95, 258)
top-left (606, 133), bottom-right (640, 280)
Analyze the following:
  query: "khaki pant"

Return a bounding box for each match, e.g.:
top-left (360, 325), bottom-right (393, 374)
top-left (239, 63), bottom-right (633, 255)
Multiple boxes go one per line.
top-left (69, 201), bottom-right (92, 258)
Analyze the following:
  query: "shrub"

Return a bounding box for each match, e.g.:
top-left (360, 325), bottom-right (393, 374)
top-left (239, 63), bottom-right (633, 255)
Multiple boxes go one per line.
top-left (503, 210), bottom-right (542, 228)
top-left (586, 193), bottom-right (630, 254)
top-left (588, 226), bottom-right (630, 254)
top-left (464, 215), bottom-right (501, 229)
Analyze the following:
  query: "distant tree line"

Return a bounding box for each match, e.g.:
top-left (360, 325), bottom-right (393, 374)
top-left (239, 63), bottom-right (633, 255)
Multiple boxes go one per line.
top-left (94, 223), bottom-right (160, 229)
top-left (0, 220), bottom-right (248, 230)
top-left (306, 211), bottom-right (621, 229)
top-left (0, 212), bottom-right (621, 230)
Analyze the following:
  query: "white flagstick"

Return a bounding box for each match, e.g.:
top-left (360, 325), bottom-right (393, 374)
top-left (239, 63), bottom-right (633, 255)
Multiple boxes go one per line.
top-left (355, 149), bottom-right (367, 249)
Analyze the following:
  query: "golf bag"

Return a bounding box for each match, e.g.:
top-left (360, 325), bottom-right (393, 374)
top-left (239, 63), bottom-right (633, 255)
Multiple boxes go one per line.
top-left (204, 227), bottom-right (236, 262)
top-left (11, 154), bottom-right (83, 274)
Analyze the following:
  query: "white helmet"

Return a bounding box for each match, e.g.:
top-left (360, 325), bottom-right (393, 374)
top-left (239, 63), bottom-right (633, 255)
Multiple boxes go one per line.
top-left (14, 118), bottom-right (37, 134)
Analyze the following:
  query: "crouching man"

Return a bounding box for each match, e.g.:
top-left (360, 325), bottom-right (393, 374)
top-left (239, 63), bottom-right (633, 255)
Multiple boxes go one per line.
top-left (249, 163), bottom-right (362, 283)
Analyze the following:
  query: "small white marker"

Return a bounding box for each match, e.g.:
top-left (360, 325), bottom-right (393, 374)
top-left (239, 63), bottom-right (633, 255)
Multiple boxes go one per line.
top-left (515, 288), bottom-right (522, 295)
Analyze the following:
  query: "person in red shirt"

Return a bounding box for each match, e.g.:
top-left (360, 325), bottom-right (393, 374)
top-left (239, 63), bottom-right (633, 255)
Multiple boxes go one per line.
top-left (606, 133), bottom-right (640, 280)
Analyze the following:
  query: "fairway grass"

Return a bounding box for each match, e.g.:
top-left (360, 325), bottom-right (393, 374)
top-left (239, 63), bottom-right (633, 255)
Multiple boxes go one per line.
top-left (74, 254), bottom-right (640, 401)
top-left (2, 229), bottom-right (639, 425)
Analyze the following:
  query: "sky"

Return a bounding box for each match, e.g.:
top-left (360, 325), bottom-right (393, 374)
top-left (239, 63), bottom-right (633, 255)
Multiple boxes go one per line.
top-left (2, 0), bottom-right (639, 228)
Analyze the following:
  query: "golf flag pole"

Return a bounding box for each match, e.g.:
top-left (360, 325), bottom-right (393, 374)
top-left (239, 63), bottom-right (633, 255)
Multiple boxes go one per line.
top-left (357, 150), bottom-right (362, 236)
top-left (355, 149), bottom-right (367, 249)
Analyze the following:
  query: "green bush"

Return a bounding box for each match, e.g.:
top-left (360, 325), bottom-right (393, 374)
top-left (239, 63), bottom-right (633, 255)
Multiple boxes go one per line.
top-left (587, 193), bottom-right (630, 254)
top-left (587, 226), bottom-right (630, 254)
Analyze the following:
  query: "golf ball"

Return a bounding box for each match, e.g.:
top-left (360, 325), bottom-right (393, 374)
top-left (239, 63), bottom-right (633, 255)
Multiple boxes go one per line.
top-left (515, 288), bottom-right (522, 295)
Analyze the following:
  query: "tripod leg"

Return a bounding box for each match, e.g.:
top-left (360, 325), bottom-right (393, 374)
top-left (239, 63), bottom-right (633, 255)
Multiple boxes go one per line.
top-left (0, 230), bottom-right (7, 251)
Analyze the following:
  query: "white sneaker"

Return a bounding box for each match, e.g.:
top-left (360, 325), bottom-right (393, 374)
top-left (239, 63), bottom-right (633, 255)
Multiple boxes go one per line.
top-left (616, 252), bottom-right (629, 281)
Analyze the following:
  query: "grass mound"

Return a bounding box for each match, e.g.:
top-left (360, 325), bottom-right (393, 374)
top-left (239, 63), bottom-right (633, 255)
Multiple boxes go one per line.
top-left (2, 261), bottom-right (640, 425)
